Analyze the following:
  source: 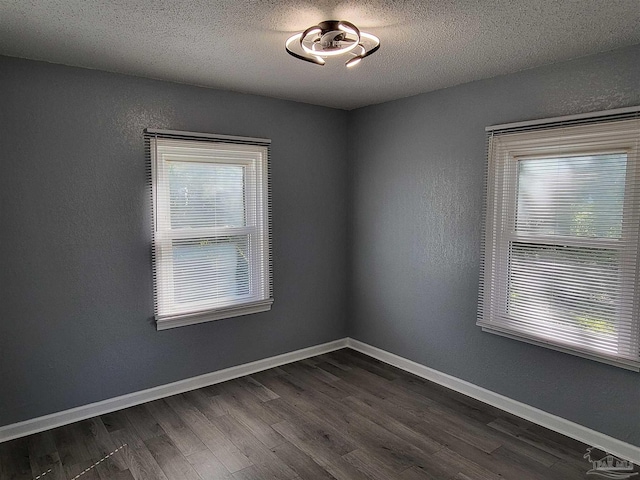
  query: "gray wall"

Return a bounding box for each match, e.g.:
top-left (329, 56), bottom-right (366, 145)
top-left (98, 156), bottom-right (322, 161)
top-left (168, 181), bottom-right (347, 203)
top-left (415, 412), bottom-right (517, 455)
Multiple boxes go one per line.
top-left (2, 44), bottom-right (640, 447)
top-left (348, 43), bottom-right (640, 446)
top-left (0, 56), bottom-right (348, 426)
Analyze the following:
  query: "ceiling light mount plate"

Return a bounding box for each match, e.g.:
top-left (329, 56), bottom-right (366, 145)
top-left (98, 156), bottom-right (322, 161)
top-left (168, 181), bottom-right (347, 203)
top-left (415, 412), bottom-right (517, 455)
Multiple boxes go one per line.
top-left (285, 20), bottom-right (380, 67)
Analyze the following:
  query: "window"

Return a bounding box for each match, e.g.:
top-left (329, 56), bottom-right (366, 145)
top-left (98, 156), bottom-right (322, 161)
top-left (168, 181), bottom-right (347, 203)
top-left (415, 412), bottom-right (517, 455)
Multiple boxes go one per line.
top-left (479, 113), bottom-right (640, 370)
top-left (147, 130), bottom-right (273, 330)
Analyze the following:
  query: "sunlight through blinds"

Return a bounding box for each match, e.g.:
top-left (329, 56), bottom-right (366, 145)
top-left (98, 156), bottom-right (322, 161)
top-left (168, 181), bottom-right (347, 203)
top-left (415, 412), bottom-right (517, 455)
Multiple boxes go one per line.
top-left (146, 130), bottom-right (273, 330)
top-left (478, 110), bottom-right (640, 370)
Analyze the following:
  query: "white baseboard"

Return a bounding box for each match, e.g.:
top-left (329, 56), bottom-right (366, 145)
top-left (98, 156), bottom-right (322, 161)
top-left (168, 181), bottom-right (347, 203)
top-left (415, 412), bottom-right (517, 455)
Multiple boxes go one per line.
top-left (2, 335), bottom-right (638, 466)
top-left (346, 337), bottom-right (640, 465)
top-left (0, 338), bottom-right (347, 444)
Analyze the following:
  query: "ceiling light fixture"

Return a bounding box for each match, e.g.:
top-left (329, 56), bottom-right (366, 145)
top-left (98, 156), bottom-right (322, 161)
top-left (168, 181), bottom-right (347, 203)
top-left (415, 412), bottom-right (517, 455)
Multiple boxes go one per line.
top-left (285, 20), bottom-right (380, 67)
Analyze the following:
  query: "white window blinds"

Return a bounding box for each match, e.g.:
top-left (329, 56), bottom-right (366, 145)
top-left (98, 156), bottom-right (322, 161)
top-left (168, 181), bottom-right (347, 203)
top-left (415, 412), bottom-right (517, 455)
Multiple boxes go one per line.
top-left (147, 129), bottom-right (273, 330)
top-left (478, 110), bottom-right (640, 370)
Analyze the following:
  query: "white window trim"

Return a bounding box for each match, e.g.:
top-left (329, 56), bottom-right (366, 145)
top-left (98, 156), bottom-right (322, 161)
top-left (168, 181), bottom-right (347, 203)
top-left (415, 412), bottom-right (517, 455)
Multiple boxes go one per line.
top-left (148, 132), bottom-right (273, 330)
top-left (479, 115), bottom-right (640, 371)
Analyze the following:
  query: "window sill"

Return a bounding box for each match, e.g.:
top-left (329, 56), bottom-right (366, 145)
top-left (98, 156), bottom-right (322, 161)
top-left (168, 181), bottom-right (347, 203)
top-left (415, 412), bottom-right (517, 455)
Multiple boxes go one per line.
top-left (156, 299), bottom-right (274, 330)
top-left (477, 321), bottom-right (640, 371)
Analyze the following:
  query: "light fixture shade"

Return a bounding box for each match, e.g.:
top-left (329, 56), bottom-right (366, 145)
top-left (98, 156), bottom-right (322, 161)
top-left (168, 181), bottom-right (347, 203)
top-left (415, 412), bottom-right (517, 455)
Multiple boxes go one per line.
top-left (345, 56), bottom-right (362, 67)
top-left (285, 20), bottom-right (380, 67)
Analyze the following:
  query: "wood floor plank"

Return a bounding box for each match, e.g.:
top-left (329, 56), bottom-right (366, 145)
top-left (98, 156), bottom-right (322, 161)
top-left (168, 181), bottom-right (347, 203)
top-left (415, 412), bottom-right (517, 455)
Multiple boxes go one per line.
top-left (231, 464), bottom-right (266, 480)
top-left (526, 423), bottom-right (589, 454)
top-left (2, 349), bottom-right (635, 480)
top-left (265, 399), bottom-right (357, 457)
top-left (315, 353), bottom-right (353, 371)
top-left (300, 358), bottom-right (341, 381)
top-left (235, 376), bottom-right (280, 402)
top-left (313, 361), bottom-right (396, 402)
top-left (107, 435), bottom-right (168, 480)
top-left (316, 399), bottom-right (438, 474)
top-left (215, 380), bottom-right (283, 426)
top-left (26, 431), bottom-right (65, 480)
top-left (489, 445), bottom-right (569, 480)
top-left (419, 430), bottom-right (549, 480)
top-left (392, 374), bottom-right (500, 425)
top-left (145, 398), bottom-right (208, 457)
top-left (28, 451), bottom-right (65, 480)
top-left (209, 414), bottom-right (297, 480)
top-left (144, 434), bottom-right (201, 480)
top-left (124, 405), bottom-right (166, 442)
top-left (333, 349), bottom-right (401, 381)
top-left (317, 361), bottom-right (439, 416)
top-left (164, 394), bottom-right (252, 473)
top-left (64, 459), bottom-right (101, 480)
top-left (102, 410), bottom-right (132, 433)
top-left (340, 395), bottom-right (443, 455)
top-left (398, 465), bottom-right (442, 480)
top-left (419, 407), bottom-right (504, 454)
top-left (491, 432), bottom-right (560, 468)
top-left (73, 418), bottom-right (129, 479)
top-left (183, 390), bottom-right (226, 421)
top-left (250, 373), bottom-right (320, 413)
top-left (282, 361), bottom-right (345, 387)
top-left (432, 447), bottom-right (503, 480)
top-left (52, 424), bottom-right (93, 467)
top-left (341, 372), bottom-right (503, 458)
top-left (339, 389), bottom-right (431, 437)
top-left (1, 438), bottom-right (33, 480)
top-left (216, 398), bottom-right (285, 449)
top-left (100, 471), bottom-right (135, 480)
top-left (279, 363), bottom-right (357, 400)
top-left (25, 431), bottom-right (56, 460)
top-left (185, 448), bottom-right (233, 480)
top-left (452, 473), bottom-right (475, 480)
top-left (279, 374), bottom-right (443, 475)
top-left (342, 448), bottom-right (402, 480)
top-left (360, 352), bottom-right (497, 414)
top-left (270, 420), bottom-right (370, 480)
top-left (213, 385), bottom-right (285, 448)
top-left (102, 419), bottom-right (145, 451)
top-left (270, 441), bottom-right (338, 480)
top-left (487, 417), bottom-right (587, 468)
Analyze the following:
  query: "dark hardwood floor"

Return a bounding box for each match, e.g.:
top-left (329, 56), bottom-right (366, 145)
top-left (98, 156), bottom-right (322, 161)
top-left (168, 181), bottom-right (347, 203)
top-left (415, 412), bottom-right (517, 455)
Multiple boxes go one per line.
top-left (1, 349), bottom-right (636, 479)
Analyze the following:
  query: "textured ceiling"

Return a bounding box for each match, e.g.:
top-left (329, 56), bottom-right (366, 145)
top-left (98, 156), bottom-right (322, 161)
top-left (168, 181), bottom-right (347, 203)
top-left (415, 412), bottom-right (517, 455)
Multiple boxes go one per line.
top-left (1, 1), bottom-right (639, 110)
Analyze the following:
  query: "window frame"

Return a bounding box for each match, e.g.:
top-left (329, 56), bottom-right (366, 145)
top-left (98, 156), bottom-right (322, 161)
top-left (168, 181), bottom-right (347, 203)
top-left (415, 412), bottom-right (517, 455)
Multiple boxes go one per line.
top-left (479, 118), bottom-right (640, 370)
top-left (149, 132), bottom-right (273, 330)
